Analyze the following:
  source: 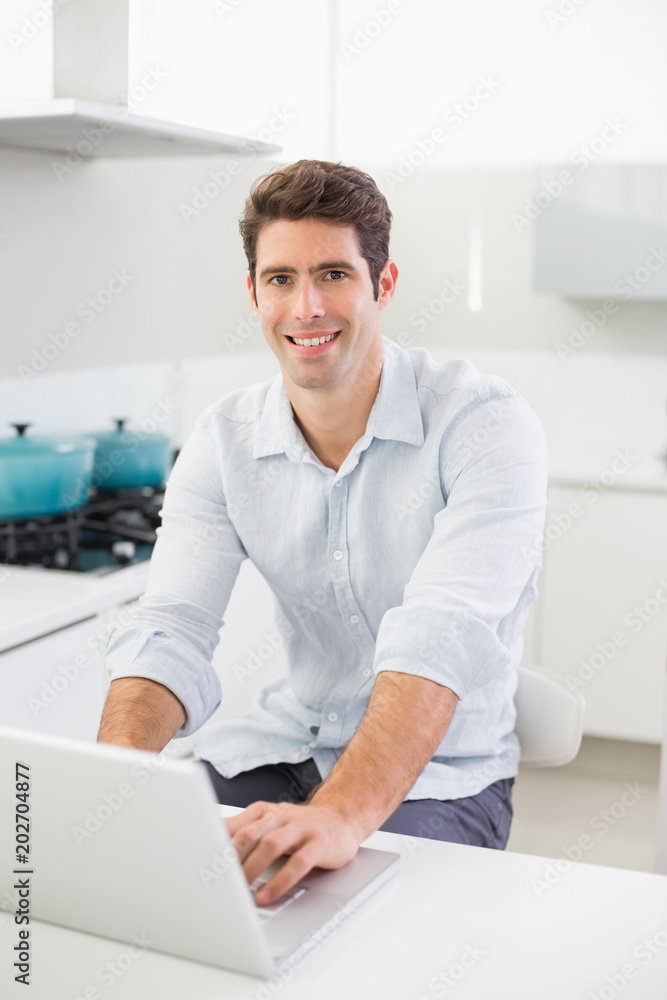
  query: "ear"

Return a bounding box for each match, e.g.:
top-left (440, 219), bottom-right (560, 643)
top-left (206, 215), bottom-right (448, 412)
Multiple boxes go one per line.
top-left (377, 259), bottom-right (398, 310)
top-left (247, 272), bottom-right (259, 313)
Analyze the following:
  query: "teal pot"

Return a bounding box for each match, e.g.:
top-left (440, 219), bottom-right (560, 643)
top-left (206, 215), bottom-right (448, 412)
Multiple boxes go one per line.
top-left (90, 419), bottom-right (171, 490)
top-left (0, 424), bottom-right (96, 519)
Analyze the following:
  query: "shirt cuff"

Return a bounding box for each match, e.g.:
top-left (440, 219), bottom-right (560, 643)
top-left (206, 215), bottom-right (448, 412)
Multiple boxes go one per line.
top-left (103, 626), bottom-right (222, 738)
top-left (373, 604), bottom-right (511, 699)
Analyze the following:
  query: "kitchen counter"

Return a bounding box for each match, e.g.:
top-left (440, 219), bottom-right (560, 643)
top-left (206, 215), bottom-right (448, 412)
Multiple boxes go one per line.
top-left (0, 562), bottom-right (150, 653)
top-left (3, 804), bottom-right (667, 1000)
top-left (549, 454), bottom-right (667, 494)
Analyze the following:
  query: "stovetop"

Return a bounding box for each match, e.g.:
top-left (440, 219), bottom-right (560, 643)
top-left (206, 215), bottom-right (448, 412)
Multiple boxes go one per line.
top-left (0, 487), bottom-right (164, 575)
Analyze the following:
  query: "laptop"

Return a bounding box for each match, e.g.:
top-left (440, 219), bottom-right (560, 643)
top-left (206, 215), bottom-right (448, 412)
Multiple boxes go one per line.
top-left (0, 724), bottom-right (400, 978)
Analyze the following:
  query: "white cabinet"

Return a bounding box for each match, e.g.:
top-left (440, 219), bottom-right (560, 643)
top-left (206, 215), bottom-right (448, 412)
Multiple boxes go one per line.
top-left (0, 614), bottom-right (110, 740)
top-left (534, 165), bottom-right (667, 299)
top-left (534, 484), bottom-right (667, 743)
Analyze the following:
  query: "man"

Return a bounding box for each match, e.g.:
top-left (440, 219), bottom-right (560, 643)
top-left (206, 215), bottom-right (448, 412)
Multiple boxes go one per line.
top-left (98, 159), bottom-right (548, 908)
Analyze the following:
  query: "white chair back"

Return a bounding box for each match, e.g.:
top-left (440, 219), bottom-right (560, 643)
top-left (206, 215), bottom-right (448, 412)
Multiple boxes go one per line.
top-left (515, 662), bottom-right (585, 768)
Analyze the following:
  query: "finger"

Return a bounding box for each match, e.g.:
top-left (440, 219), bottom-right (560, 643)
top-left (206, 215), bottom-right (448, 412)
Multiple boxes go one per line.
top-left (241, 821), bottom-right (307, 890)
top-left (231, 806), bottom-right (289, 864)
top-left (224, 800), bottom-right (271, 837)
top-left (255, 846), bottom-right (317, 906)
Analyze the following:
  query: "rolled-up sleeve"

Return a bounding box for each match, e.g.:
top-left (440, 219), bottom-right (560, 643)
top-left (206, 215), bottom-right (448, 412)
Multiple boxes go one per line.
top-left (103, 412), bottom-right (247, 736)
top-left (373, 391), bottom-right (548, 699)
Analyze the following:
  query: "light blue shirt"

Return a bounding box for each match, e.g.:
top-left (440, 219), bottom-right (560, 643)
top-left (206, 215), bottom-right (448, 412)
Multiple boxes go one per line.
top-left (104, 336), bottom-right (548, 800)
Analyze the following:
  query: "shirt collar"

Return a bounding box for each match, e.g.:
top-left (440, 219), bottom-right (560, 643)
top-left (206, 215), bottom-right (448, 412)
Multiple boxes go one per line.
top-left (253, 335), bottom-right (424, 460)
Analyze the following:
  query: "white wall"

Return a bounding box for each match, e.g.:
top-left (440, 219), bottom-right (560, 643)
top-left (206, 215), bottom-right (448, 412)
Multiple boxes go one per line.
top-left (128, 0), bottom-right (334, 162)
top-left (1, 0), bottom-right (667, 387)
top-left (0, 147), bottom-right (273, 379)
top-left (334, 0), bottom-right (667, 167)
top-left (126, 0), bottom-right (667, 167)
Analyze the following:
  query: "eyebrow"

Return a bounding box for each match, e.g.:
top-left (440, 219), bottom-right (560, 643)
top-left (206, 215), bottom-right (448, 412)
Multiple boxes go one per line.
top-left (258, 260), bottom-right (358, 279)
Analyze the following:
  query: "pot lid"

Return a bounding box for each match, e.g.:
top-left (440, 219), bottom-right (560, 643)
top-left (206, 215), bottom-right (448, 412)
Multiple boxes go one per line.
top-left (91, 418), bottom-right (171, 446)
top-left (0, 423), bottom-right (96, 456)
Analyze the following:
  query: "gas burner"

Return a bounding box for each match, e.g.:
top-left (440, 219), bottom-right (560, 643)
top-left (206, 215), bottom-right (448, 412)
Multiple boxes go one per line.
top-left (0, 509), bottom-right (84, 570)
top-left (81, 486), bottom-right (164, 544)
top-left (0, 485), bottom-right (165, 573)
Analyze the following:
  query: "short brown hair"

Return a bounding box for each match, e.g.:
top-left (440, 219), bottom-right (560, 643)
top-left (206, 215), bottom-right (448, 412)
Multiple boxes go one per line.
top-left (239, 159), bottom-right (392, 302)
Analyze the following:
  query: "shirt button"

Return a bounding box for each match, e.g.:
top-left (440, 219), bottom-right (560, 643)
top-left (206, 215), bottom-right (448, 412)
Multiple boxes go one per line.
top-left (334, 480), bottom-right (342, 487)
top-left (333, 549), bottom-right (343, 561)
top-left (362, 668), bottom-right (372, 678)
top-left (327, 712), bottom-right (338, 723)
top-left (349, 614), bottom-right (359, 624)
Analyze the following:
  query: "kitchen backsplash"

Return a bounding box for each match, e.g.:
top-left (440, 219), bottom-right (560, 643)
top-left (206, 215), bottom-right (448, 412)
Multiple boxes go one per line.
top-left (2, 343), bottom-right (666, 484)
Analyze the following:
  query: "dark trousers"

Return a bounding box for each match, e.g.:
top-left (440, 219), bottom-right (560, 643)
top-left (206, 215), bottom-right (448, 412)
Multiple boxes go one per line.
top-left (199, 757), bottom-right (514, 850)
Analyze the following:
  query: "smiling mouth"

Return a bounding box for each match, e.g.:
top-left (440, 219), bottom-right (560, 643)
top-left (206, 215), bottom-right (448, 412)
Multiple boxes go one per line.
top-left (287, 331), bottom-right (341, 346)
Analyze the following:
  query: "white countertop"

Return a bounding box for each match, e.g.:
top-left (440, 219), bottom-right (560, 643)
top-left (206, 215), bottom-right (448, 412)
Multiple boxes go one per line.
top-left (2, 808), bottom-right (667, 1000)
top-left (550, 456), bottom-right (667, 493)
top-left (0, 562), bottom-right (150, 653)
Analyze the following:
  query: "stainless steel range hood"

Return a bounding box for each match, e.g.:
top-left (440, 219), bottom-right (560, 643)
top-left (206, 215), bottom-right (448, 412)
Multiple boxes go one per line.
top-left (0, 99), bottom-right (281, 157)
top-left (0, 0), bottom-right (280, 158)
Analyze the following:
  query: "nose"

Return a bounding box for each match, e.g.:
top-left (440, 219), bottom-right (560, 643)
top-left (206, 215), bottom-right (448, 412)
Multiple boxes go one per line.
top-left (292, 278), bottom-right (325, 322)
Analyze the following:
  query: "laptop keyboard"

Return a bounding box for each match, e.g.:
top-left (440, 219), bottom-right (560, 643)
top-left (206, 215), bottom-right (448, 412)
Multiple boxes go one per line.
top-left (250, 876), bottom-right (308, 921)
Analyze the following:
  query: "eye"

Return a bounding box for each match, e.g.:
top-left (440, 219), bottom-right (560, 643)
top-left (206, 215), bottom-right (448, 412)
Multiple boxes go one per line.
top-left (269, 274), bottom-right (291, 285)
top-left (325, 270), bottom-right (346, 281)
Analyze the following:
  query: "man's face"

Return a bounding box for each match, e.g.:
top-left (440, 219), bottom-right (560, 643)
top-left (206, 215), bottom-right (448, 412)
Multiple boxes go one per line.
top-left (247, 218), bottom-right (396, 392)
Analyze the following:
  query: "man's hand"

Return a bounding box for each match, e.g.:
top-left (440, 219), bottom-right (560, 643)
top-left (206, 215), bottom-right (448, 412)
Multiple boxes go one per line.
top-left (226, 671), bottom-right (458, 905)
top-left (225, 800), bottom-right (363, 906)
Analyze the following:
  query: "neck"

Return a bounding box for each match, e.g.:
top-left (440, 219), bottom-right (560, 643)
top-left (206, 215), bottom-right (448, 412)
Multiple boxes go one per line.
top-left (284, 344), bottom-right (384, 472)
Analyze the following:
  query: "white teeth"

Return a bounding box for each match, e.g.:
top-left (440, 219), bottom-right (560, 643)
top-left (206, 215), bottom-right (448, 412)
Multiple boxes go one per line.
top-left (292, 333), bottom-right (337, 346)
